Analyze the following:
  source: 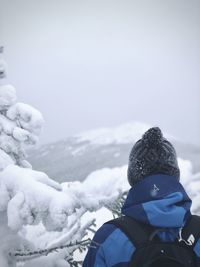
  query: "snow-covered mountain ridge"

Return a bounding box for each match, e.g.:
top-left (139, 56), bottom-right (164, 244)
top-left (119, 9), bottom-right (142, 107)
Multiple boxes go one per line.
top-left (28, 122), bottom-right (200, 183)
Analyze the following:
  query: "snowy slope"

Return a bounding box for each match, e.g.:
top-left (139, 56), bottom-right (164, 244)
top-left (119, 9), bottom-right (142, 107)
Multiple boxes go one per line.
top-left (27, 122), bottom-right (200, 183)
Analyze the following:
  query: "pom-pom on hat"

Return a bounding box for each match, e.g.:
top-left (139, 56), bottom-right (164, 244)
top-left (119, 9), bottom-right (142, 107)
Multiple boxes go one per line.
top-left (127, 127), bottom-right (180, 187)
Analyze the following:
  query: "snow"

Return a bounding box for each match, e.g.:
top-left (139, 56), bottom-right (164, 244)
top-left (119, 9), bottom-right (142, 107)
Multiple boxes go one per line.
top-left (71, 145), bottom-right (87, 156)
top-left (0, 86), bottom-right (44, 168)
top-left (178, 158), bottom-right (193, 187)
top-left (75, 121), bottom-right (150, 145)
top-left (22, 253), bottom-right (68, 267)
top-left (0, 149), bottom-right (14, 171)
top-left (0, 85), bottom-right (17, 110)
top-left (0, 165), bottom-right (79, 231)
top-left (7, 102), bottom-right (44, 136)
top-left (75, 121), bottom-right (176, 146)
top-left (81, 165), bottom-right (129, 196)
top-left (0, 212), bottom-right (34, 267)
top-left (13, 128), bottom-right (30, 142)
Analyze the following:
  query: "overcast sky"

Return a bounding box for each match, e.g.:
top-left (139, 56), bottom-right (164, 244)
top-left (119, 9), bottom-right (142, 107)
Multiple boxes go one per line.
top-left (0, 0), bottom-right (200, 145)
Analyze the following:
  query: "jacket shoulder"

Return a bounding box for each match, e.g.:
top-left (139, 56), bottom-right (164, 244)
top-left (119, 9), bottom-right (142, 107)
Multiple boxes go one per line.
top-left (95, 222), bottom-right (136, 266)
top-left (92, 222), bottom-right (118, 244)
top-left (83, 222), bottom-right (136, 267)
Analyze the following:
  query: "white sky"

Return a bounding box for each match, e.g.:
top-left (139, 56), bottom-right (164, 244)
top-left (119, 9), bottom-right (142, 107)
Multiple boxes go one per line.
top-left (0, 0), bottom-right (200, 145)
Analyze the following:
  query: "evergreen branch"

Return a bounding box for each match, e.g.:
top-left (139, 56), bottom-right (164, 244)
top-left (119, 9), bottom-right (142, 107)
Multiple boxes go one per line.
top-left (105, 191), bottom-right (128, 218)
top-left (14, 238), bottom-right (91, 260)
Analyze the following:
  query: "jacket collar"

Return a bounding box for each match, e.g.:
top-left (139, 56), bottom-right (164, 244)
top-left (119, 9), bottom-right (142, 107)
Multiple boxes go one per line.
top-left (122, 174), bottom-right (192, 227)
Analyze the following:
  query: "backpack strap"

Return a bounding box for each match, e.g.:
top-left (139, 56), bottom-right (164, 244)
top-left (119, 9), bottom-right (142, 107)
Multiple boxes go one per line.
top-left (178, 215), bottom-right (200, 248)
top-left (106, 216), bottom-right (159, 246)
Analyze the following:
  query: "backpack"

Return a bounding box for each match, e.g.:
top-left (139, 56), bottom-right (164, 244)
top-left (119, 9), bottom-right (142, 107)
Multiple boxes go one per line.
top-left (106, 215), bottom-right (200, 267)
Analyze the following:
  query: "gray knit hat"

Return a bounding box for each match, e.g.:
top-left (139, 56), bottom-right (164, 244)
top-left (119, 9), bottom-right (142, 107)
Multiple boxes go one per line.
top-left (127, 127), bottom-right (180, 186)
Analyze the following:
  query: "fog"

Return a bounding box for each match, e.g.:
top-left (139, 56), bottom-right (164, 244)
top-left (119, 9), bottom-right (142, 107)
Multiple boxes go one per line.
top-left (0, 0), bottom-right (200, 145)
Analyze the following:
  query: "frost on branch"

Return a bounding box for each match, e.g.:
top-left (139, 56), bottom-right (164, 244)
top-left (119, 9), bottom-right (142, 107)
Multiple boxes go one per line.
top-left (0, 163), bottom-right (103, 266)
top-left (0, 85), bottom-right (123, 266)
top-left (0, 77), bottom-right (107, 266)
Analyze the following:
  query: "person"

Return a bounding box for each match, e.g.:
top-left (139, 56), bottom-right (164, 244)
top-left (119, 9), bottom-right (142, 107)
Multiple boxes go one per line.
top-left (82, 127), bottom-right (200, 267)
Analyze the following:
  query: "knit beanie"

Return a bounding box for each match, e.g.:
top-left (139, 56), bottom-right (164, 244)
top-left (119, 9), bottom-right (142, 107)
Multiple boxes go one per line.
top-left (127, 127), bottom-right (180, 186)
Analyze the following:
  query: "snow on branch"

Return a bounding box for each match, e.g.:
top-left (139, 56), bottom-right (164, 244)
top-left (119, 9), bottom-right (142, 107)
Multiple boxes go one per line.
top-left (0, 64), bottom-right (129, 266)
top-left (0, 165), bottom-right (80, 231)
top-left (0, 85), bottom-right (44, 168)
top-left (14, 238), bottom-right (92, 261)
top-left (0, 162), bottom-right (123, 266)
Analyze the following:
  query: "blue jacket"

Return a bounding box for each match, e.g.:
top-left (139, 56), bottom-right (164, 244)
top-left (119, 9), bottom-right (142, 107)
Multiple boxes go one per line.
top-left (83, 174), bottom-right (200, 267)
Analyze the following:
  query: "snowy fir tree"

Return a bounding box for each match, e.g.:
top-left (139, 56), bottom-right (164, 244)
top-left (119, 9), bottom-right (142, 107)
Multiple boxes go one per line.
top-left (0, 49), bottom-right (123, 267)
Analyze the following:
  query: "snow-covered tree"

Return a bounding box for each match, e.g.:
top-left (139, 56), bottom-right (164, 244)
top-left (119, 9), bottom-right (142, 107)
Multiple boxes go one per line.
top-left (0, 52), bottom-right (85, 266)
top-left (0, 87), bottom-right (92, 266)
top-left (0, 50), bottom-right (122, 266)
top-left (0, 46), bottom-right (44, 169)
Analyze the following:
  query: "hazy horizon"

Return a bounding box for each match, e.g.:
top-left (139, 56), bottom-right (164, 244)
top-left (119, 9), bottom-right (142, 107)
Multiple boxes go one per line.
top-left (1, 0), bottom-right (200, 146)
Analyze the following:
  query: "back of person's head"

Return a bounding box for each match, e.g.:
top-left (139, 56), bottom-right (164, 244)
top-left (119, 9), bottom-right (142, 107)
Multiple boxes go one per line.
top-left (127, 127), bottom-right (180, 187)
